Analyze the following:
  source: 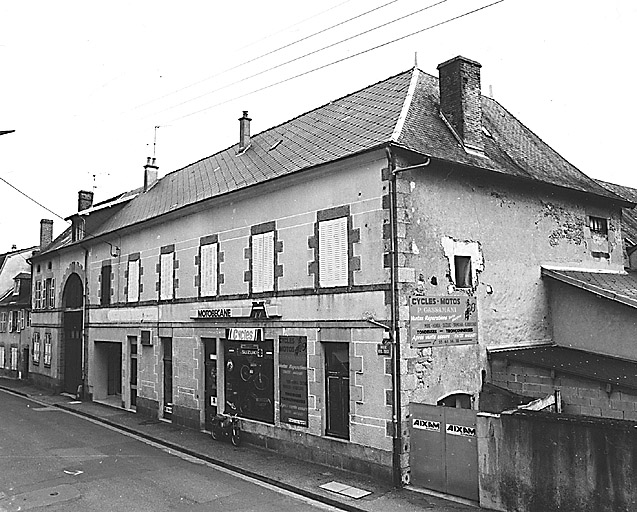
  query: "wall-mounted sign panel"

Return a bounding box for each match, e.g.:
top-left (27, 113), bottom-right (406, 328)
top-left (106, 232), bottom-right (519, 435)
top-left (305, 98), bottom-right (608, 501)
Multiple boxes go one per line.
top-left (190, 303), bottom-right (281, 320)
top-left (226, 328), bottom-right (263, 342)
top-left (278, 335), bottom-right (308, 427)
top-left (409, 296), bottom-right (477, 348)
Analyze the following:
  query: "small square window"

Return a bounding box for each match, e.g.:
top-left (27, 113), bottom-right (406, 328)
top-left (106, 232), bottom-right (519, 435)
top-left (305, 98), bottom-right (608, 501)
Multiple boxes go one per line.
top-left (589, 216), bottom-right (608, 236)
top-left (454, 256), bottom-right (472, 288)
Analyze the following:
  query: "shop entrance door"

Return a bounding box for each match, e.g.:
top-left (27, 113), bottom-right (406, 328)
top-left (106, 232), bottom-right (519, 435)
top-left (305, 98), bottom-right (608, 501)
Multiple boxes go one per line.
top-left (63, 311), bottom-right (83, 395)
top-left (162, 338), bottom-right (173, 420)
top-left (106, 343), bottom-right (122, 396)
top-left (203, 338), bottom-right (218, 430)
top-left (325, 343), bottom-right (349, 439)
top-left (409, 403), bottom-right (478, 501)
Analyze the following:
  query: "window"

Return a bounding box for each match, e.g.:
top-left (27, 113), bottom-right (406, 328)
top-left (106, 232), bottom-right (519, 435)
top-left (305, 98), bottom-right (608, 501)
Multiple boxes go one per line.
top-left (438, 393), bottom-right (472, 409)
top-left (43, 333), bottom-right (52, 367)
top-left (252, 231), bottom-right (274, 293)
top-left (159, 248), bottom-right (174, 301)
top-left (44, 278), bottom-right (55, 309)
top-left (200, 242), bottom-right (218, 297)
top-left (0, 313), bottom-right (6, 332)
top-left (325, 342), bottom-right (350, 439)
top-left (0, 346), bottom-right (4, 368)
top-left (589, 216), bottom-right (608, 236)
top-left (19, 310), bottom-right (24, 331)
top-left (32, 332), bottom-right (40, 365)
top-left (8, 311), bottom-right (19, 332)
top-left (13, 279), bottom-right (20, 295)
top-left (10, 346), bottom-right (18, 371)
top-left (100, 263), bottom-right (112, 305)
top-left (127, 256), bottom-right (140, 303)
top-left (454, 256), bottom-right (472, 288)
top-left (72, 218), bottom-right (85, 241)
top-left (34, 281), bottom-right (42, 309)
top-left (319, 216), bottom-right (348, 287)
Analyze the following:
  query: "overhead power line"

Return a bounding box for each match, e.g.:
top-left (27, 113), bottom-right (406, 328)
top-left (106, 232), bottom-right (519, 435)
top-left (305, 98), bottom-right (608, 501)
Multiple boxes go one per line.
top-left (167, 0), bottom-right (505, 123)
top-left (132, 0), bottom-right (400, 112)
top-left (0, 175), bottom-right (68, 222)
top-left (144, 0), bottom-right (446, 118)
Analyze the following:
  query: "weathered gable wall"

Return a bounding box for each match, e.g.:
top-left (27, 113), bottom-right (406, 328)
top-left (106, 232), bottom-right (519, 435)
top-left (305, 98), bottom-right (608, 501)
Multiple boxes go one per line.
top-left (397, 160), bottom-right (623, 405)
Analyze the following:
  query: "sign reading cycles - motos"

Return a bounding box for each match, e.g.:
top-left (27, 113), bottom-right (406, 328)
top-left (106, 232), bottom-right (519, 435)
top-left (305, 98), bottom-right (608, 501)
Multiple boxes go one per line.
top-left (409, 296), bottom-right (477, 348)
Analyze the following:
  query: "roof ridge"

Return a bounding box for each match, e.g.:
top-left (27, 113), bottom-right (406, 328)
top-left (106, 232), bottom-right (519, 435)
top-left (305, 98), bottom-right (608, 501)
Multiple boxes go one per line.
top-left (390, 67), bottom-right (420, 142)
top-left (161, 68), bottom-right (415, 181)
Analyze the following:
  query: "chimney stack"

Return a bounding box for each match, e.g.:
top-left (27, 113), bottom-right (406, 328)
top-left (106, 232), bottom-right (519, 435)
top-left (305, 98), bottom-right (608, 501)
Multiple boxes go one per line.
top-left (437, 56), bottom-right (483, 153)
top-left (144, 156), bottom-right (159, 192)
top-left (238, 110), bottom-right (251, 151)
top-left (40, 219), bottom-right (53, 250)
top-left (78, 190), bottom-right (94, 212)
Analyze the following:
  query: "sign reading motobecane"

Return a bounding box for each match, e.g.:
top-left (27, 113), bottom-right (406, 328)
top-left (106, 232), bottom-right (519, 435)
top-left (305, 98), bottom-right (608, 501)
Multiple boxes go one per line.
top-left (409, 296), bottom-right (477, 348)
top-left (278, 335), bottom-right (308, 427)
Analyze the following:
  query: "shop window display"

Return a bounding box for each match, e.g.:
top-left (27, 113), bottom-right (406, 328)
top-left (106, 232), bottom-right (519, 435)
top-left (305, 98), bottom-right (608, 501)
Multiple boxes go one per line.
top-left (224, 338), bottom-right (274, 424)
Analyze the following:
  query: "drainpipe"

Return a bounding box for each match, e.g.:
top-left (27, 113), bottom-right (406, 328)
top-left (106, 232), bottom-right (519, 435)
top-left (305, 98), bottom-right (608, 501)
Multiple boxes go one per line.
top-left (81, 247), bottom-right (89, 399)
top-left (385, 146), bottom-right (403, 487)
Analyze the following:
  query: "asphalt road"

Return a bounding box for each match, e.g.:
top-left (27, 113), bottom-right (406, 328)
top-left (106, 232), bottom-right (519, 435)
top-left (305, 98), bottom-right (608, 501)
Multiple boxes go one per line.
top-left (0, 389), bottom-right (337, 511)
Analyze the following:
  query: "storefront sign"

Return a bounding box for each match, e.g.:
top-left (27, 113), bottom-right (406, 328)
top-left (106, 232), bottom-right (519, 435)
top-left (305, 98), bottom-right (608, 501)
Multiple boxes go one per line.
top-left (196, 308), bottom-right (232, 318)
top-left (190, 303), bottom-right (281, 320)
top-left (413, 418), bottom-right (441, 432)
top-left (409, 296), bottom-right (477, 348)
top-left (446, 423), bottom-right (476, 437)
top-left (279, 335), bottom-right (308, 427)
top-left (226, 328), bottom-right (262, 342)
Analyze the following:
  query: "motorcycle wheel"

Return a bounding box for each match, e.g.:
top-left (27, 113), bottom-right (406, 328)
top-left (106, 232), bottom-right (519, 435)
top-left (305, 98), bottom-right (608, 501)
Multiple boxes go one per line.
top-left (211, 425), bottom-right (222, 441)
top-left (231, 429), bottom-right (242, 447)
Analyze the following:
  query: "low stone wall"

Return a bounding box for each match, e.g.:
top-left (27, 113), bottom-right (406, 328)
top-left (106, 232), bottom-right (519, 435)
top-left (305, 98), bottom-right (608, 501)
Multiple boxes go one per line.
top-left (478, 410), bottom-right (637, 512)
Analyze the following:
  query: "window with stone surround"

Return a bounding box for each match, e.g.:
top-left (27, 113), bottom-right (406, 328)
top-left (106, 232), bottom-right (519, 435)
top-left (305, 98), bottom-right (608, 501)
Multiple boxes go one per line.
top-left (159, 245), bottom-right (175, 301)
top-left (199, 236), bottom-right (219, 298)
top-left (127, 255), bottom-right (141, 303)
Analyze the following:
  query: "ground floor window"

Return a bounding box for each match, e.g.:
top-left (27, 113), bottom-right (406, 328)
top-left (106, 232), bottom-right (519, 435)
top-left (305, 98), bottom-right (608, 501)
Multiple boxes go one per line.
top-left (324, 342), bottom-right (350, 439)
top-left (0, 345), bottom-right (5, 368)
top-left (224, 338), bottom-right (274, 423)
top-left (10, 346), bottom-right (18, 371)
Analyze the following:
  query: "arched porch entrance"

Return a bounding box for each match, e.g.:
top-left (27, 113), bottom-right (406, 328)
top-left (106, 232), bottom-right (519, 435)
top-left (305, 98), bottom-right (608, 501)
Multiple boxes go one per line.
top-left (62, 273), bottom-right (83, 395)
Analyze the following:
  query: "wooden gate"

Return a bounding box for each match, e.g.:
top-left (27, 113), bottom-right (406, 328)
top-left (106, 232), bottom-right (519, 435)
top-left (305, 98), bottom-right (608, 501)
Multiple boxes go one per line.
top-left (409, 403), bottom-right (478, 501)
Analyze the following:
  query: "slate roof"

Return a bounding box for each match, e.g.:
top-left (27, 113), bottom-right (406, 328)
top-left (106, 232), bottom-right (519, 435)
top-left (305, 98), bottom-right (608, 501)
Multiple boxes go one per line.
top-left (541, 267), bottom-right (637, 309)
top-left (596, 180), bottom-right (637, 248)
top-left (69, 66), bottom-right (630, 240)
top-left (490, 345), bottom-right (637, 391)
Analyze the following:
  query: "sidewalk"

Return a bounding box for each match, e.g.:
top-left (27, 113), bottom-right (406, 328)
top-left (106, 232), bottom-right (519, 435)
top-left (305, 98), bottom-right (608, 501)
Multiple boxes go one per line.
top-left (0, 378), bottom-right (479, 512)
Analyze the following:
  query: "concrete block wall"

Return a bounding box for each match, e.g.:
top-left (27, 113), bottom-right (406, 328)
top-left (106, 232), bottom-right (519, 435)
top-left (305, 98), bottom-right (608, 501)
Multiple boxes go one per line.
top-left (490, 360), bottom-right (637, 420)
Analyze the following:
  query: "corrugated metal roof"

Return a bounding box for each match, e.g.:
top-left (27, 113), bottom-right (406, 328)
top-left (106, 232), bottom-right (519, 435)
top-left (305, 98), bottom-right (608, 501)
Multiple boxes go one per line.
top-left (490, 346), bottom-right (637, 391)
top-left (542, 267), bottom-right (637, 309)
top-left (75, 66), bottom-right (630, 239)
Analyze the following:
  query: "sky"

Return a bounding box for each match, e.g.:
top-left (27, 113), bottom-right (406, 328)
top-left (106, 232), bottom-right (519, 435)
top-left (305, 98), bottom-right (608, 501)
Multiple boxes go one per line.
top-left (0, 0), bottom-right (635, 253)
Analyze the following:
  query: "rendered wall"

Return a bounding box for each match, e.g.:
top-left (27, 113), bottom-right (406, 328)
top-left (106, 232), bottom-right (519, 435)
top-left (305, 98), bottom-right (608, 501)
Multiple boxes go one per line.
top-left (548, 279), bottom-right (637, 361)
top-left (478, 410), bottom-right (637, 512)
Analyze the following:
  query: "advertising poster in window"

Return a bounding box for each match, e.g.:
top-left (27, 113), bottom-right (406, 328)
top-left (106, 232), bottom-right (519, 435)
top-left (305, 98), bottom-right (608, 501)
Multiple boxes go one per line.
top-left (409, 296), bottom-right (477, 348)
top-left (279, 335), bottom-right (308, 427)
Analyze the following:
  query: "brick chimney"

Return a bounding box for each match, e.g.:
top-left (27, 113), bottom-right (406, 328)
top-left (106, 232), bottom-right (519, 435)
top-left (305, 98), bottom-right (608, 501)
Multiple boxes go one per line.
top-left (78, 190), bottom-right (94, 212)
top-left (144, 157), bottom-right (159, 192)
top-left (40, 219), bottom-right (53, 250)
top-left (238, 111), bottom-right (251, 151)
top-left (437, 56), bottom-right (483, 153)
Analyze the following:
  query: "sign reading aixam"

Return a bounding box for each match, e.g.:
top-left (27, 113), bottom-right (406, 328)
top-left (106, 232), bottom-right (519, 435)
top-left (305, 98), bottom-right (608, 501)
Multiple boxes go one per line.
top-left (409, 296), bottom-right (477, 348)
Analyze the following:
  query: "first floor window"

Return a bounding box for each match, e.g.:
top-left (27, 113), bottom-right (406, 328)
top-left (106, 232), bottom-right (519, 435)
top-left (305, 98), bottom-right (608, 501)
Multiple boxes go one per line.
top-left (44, 278), bottom-right (55, 308)
top-left (101, 264), bottom-right (112, 305)
top-left (0, 313), bottom-right (6, 332)
top-left (200, 242), bottom-right (218, 297)
top-left (252, 231), bottom-right (274, 293)
top-left (319, 216), bottom-right (348, 287)
top-left (34, 280), bottom-right (42, 309)
top-left (127, 257), bottom-right (140, 303)
top-left (160, 249), bottom-right (174, 301)
top-left (33, 332), bottom-right (41, 365)
top-left (44, 333), bottom-right (52, 367)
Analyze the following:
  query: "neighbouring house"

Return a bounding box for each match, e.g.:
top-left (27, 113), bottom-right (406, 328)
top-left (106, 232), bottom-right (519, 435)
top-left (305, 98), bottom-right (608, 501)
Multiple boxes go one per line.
top-left (0, 246), bottom-right (36, 379)
top-left (28, 55), bottom-right (636, 507)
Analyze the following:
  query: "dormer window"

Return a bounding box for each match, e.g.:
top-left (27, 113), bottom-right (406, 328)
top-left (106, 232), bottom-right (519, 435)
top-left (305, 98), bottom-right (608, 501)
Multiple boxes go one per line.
top-left (72, 217), bottom-right (85, 241)
top-left (13, 279), bottom-right (20, 295)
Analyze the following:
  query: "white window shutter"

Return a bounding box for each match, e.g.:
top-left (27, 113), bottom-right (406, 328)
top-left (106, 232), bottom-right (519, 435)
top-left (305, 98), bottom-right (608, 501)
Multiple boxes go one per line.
top-left (263, 231), bottom-right (274, 292)
top-left (319, 217), bottom-right (348, 287)
top-left (160, 253), bottom-right (174, 300)
top-left (200, 243), bottom-right (218, 297)
top-left (252, 234), bottom-right (265, 293)
top-left (128, 260), bottom-right (140, 302)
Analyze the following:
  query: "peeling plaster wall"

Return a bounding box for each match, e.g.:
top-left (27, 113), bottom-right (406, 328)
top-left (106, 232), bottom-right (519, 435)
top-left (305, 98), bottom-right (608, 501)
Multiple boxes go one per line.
top-left (397, 162), bottom-right (623, 408)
